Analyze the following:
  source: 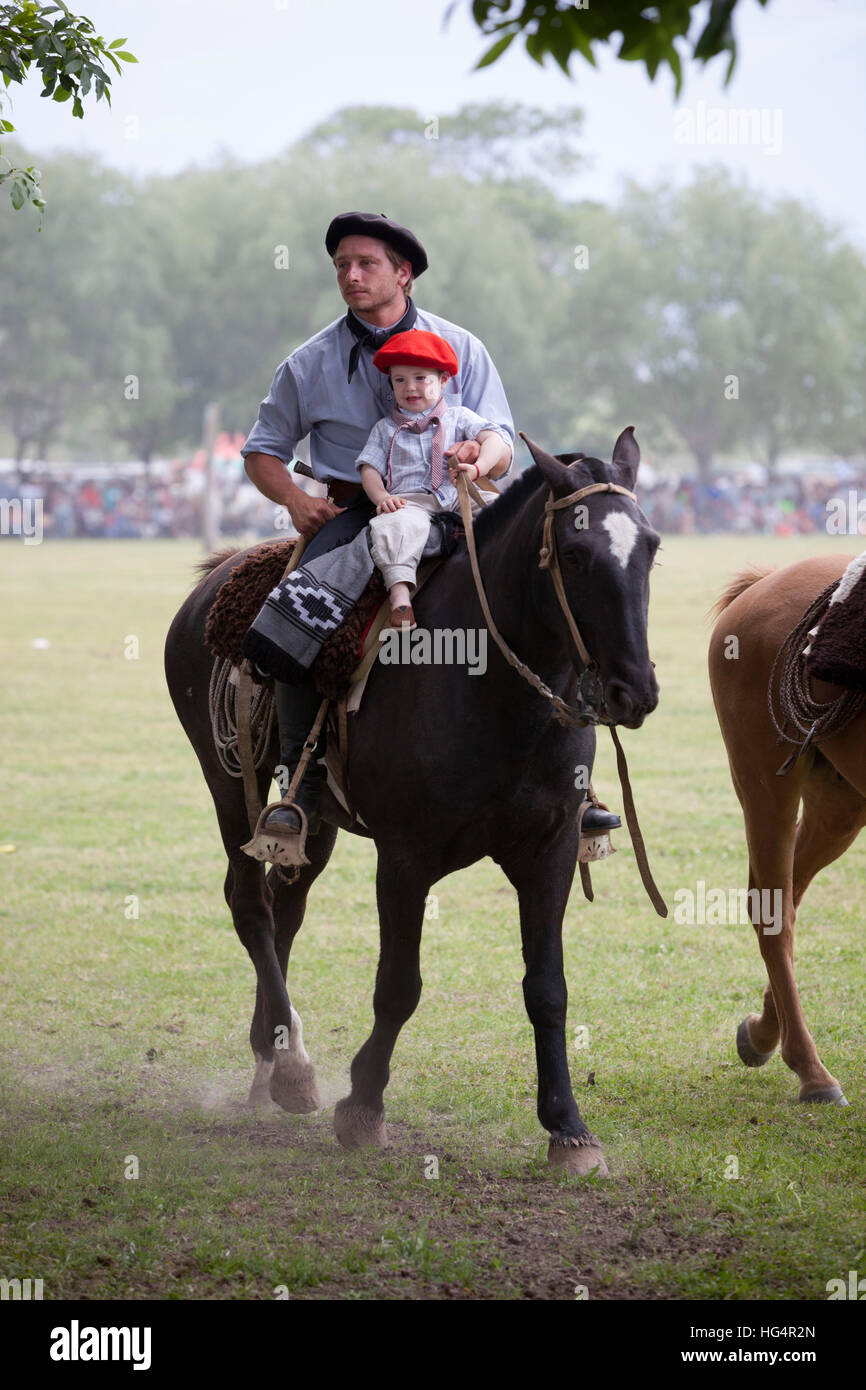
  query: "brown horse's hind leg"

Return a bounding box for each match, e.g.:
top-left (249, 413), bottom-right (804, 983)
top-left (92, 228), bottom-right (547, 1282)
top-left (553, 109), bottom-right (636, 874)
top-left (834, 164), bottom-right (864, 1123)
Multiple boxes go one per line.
top-left (793, 758), bottom-right (866, 910)
top-left (737, 758), bottom-right (856, 1105)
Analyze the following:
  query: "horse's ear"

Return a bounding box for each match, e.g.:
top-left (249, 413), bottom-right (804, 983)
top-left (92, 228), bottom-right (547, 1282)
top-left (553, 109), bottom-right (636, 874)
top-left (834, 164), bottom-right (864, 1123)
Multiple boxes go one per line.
top-left (519, 432), bottom-right (575, 493)
top-left (612, 426), bottom-right (640, 488)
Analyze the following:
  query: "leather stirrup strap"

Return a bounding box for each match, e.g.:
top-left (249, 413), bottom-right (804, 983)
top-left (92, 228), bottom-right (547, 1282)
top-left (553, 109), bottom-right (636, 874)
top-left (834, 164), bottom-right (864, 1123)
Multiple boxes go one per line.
top-left (236, 662), bottom-right (263, 836)
top-left (236, 532), bottom-right (310, 836)
top-left (337, 695), bottom-right (353, 820)
top-left (576, 801), bottom-right (593, 903)
top-left (284, 696), bottom-right (330, 804)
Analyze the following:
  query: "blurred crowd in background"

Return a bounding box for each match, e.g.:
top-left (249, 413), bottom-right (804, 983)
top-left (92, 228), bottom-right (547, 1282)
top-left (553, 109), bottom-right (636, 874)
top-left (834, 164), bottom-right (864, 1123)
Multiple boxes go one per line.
top-left (638, 469), bottom-right (864, 536)
top-left (1, 446), bottom-right (865, 541)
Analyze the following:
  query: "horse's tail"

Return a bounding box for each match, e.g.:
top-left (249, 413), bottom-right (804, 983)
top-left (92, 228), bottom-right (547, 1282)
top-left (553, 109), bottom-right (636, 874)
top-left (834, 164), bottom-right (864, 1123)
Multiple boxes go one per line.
top-left (195, 546), bottom-right (240, 578)
top-left (709, 565), bottom-right (776, 620)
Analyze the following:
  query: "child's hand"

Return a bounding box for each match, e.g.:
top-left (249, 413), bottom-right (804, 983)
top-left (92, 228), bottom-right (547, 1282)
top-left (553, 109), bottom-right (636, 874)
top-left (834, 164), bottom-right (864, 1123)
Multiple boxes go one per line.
top-left (446, 440), bottom-right (481, 479)
top-left (377, 496), bottom-right (406, 514)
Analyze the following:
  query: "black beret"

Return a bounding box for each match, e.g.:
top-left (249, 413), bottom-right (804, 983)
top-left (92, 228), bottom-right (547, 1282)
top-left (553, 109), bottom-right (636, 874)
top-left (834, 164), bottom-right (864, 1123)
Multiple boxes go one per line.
top-left (325, 212), bottom-right (428, 277)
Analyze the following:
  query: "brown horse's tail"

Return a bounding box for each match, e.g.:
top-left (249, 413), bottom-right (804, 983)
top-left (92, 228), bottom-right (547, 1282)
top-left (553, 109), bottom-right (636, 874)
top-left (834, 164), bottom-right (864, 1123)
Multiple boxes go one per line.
top-left (709, 565), bottom-right (776, 621)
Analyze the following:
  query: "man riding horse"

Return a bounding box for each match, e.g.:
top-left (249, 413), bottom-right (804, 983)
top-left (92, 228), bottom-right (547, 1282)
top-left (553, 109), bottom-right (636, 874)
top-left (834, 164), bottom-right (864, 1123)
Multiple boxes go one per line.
top-left (241, 211), bottom-right (622, 844)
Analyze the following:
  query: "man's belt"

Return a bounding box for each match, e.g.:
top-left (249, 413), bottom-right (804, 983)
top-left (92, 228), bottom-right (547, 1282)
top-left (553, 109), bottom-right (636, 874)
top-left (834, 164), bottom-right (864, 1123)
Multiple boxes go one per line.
top-left (326, 479), bottom-right (364, 504)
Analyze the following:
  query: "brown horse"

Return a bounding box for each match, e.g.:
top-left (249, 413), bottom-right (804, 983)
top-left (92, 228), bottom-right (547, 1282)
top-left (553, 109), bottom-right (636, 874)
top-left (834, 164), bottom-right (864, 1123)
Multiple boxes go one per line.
top-left (709, 554), bottom-right (865, 1106)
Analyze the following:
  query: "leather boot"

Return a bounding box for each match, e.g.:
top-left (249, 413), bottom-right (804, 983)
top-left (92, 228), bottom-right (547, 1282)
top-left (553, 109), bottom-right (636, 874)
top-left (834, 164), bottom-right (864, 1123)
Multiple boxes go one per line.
top-left (266, 679), bottom-right (327, 836)
top-left (582, 801), bottom-right (622, 832)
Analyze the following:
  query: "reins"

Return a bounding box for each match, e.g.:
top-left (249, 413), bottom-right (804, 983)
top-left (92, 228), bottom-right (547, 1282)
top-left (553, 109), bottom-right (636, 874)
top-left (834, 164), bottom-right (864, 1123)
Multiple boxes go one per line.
top-left (456, 469), bottom-right (667, 918)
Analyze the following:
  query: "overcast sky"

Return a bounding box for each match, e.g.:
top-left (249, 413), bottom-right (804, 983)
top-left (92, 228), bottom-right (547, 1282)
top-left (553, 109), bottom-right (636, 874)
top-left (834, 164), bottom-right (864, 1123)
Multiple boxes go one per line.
top-left (5, 0), bottom-right (866, 248)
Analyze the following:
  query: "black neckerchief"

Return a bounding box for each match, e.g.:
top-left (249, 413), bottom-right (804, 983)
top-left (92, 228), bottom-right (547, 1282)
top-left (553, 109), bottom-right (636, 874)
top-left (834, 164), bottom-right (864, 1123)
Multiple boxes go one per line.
top-left (345, 296), bottom-right (418, 383)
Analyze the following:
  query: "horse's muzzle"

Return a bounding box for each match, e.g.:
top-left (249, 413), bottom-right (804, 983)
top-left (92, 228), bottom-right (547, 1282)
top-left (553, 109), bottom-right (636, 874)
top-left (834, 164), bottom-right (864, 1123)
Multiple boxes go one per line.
top-left (598, 673), bottom-right (659, 730)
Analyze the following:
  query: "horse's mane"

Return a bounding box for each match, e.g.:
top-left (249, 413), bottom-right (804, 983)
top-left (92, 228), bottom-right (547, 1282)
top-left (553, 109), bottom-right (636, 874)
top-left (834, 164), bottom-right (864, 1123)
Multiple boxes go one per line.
top-left (472, 464), bottom-right (543, 544)
top-left (473, 454), bottom-right (615, 548)
top-left (709, 565), bottom-right (776, 620)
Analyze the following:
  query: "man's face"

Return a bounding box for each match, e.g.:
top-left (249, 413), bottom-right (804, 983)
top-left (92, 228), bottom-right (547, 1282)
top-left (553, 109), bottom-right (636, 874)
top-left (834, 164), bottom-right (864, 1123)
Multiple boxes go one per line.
top-left (334, 235), bottom-right (410, 316)
top-left (389, 365), bottom-right (446, 412)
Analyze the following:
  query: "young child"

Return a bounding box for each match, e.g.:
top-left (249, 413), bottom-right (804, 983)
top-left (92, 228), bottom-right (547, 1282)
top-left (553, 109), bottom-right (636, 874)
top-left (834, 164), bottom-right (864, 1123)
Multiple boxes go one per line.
top-left (357, 330), bottom-right (511, 627)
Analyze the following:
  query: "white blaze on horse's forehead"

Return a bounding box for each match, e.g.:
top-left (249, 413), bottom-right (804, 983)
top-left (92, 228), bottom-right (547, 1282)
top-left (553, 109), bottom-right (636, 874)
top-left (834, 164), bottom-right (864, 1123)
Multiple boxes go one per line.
top-left (602, 512), bottom-right (639, 569)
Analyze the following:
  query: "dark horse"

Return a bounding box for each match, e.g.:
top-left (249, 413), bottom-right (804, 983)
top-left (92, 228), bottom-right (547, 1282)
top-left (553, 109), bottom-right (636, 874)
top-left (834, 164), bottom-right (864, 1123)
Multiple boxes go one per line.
top-left (165, 429), bottom-right (660, 1175)
top-left (709, 556), bottom-right (865, 1107)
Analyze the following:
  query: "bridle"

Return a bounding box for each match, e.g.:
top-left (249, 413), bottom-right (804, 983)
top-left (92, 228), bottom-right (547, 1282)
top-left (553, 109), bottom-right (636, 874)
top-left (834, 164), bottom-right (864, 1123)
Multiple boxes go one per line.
top-left (539, 479), bottom-right (639, 726)
top-left (455, 469), bottom-right (666, 918)
top-left (457, 471), bottom-right (639, 730)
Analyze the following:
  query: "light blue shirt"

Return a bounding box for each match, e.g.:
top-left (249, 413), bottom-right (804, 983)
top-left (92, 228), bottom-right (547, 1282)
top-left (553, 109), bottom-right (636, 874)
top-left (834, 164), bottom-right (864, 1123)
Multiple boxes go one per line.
top-left (241, 306), bottom-right (514, 485)
top-left (357, 403), bottom-right (509, 509)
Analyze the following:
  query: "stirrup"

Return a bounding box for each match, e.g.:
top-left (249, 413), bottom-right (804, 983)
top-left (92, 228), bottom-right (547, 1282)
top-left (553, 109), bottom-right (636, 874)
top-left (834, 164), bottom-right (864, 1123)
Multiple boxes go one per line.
top-left (577, 799), bottom-right (616, 864)
top-left (241, 799), bottom-right (310, 869)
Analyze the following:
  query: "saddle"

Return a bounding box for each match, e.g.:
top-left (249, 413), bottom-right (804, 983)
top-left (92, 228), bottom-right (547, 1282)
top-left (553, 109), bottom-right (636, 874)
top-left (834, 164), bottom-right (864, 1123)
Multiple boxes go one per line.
top-left (206, 535), bottom-right (455, 871)
top-left (205, 516), bottom-right (464, 696)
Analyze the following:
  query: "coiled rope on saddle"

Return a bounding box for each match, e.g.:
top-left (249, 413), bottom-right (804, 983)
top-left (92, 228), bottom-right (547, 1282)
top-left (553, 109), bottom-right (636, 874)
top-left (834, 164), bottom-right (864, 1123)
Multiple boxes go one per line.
top-left (209, 658), bottom-right (275, 778)
top-left (769, 580), bottom-right (866, 775)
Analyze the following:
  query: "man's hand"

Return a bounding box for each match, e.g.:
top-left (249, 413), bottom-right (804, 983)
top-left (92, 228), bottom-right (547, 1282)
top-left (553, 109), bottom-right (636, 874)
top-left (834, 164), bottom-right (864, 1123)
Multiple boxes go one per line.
top-left (376, 495), bottom-right (406, 514)
top-left (290, 491), bottom-right (345, 538)
top-left (244, 453), bottom-right (344, 538)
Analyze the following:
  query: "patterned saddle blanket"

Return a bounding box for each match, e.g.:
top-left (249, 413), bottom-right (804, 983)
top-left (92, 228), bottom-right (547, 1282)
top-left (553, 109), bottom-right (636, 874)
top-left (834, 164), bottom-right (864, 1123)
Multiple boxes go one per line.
top-left (205, 512), bottom-right (463, 699)
top-left (204, 540), bottom-right (385, 699)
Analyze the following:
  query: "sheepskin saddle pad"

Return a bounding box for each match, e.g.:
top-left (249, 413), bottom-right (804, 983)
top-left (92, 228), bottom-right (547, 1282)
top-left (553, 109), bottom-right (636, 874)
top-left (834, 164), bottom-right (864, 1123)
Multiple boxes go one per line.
top-left (806, 550), bottom-right (866, 693)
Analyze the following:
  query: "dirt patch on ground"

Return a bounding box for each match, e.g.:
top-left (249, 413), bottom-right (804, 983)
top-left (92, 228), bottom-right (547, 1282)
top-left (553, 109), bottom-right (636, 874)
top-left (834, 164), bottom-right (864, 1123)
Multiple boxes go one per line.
top-left (2, 1085), bottom-right (744, 1302)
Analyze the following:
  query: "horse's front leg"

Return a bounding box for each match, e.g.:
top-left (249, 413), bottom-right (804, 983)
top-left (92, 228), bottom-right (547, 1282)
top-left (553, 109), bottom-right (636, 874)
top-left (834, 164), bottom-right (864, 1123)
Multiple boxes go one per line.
top-left (334, 853), bottom-right (429, 1150)
top-left (501, 836), bottom-right (609, 1177)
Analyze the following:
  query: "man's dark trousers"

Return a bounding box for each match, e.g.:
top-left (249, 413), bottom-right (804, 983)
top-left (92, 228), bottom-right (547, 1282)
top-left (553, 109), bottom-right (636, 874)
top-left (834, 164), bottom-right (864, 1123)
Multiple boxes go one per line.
top-left (274, 492), bottom-right (376, 793)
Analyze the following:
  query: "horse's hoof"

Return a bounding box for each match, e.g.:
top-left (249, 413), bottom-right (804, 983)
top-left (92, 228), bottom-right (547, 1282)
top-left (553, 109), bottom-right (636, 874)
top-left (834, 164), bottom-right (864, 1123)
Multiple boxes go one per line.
top-left (248, 1055), bottom-right (275, 1107)
top-left (799, 1084), bottom-right (849, 1107)
top-left (736, 1017), bottom-right (777, 1068)
top-left (269, 1055), bottom-right (322, 1113)
top-left (547, 1135), bottom-right (609, 1177)
top-left (334, 1099), bottom-right (389, 1150)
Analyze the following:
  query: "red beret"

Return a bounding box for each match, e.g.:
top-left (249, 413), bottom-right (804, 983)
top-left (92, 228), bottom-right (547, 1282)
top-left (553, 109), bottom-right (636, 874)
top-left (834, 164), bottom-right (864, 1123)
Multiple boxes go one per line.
top-left (372, 330), bottom-right (459, 378)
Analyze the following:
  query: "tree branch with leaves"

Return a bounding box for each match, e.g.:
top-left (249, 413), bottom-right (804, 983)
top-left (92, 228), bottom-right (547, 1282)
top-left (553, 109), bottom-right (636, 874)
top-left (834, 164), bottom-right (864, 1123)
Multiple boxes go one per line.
top-left (456, 0), bottom-right (771, 93)
top-left (0, 0), bottom-right (136, 216)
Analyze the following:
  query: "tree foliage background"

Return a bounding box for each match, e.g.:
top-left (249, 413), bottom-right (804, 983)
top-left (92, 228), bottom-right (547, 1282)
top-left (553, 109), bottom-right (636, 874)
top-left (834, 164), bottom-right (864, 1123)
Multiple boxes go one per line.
top-left (1, 100), bottom-right (864, 475)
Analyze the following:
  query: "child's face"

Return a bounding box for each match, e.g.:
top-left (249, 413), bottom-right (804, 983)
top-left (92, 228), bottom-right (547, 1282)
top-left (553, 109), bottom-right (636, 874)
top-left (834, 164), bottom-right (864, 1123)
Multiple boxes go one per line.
top-left (390, 365), bottom-right (447, 412)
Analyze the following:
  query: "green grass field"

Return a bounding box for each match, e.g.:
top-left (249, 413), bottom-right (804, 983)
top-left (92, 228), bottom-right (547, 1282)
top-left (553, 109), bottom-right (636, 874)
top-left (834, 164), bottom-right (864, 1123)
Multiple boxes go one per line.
top-left (1, 532), bottom-right (864, 1300)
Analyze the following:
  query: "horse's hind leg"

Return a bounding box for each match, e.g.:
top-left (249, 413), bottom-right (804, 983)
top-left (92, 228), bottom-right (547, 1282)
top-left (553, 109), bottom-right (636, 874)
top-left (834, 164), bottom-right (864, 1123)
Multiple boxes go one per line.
top-left (254, 823), bottom-right (339, 1111)
top-left (206, 757), bottom-right (327, 1114)
top-left (782, 760), bottom-right (864, 1101)
top-left (736, 760), bottom-right (859, 1105)
top-left (334, 854), bottom-right (429, 1150)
